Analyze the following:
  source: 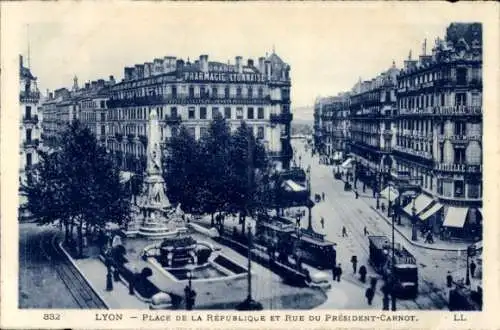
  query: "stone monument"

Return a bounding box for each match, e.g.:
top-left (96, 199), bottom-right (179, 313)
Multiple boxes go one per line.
top-left (126, 108), bottom-right (186, 239)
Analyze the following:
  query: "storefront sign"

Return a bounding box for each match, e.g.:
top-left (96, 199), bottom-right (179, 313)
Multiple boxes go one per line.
top-left (184, 72), bottom-right (266, 83)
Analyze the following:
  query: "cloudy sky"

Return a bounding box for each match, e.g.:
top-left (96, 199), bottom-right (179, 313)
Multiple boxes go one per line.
top-left (3, 2), bottom-right (492, 120)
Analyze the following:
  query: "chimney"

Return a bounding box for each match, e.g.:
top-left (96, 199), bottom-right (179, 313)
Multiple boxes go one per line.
top-left (258, 57), bottom-right (265, 73)
top-left (144, 62), bottom-right (152, 78)
top-left (247, 59), bottom-right (254, 67)
top-left (265, 59), bottom-right (271, 80)
top-left (91, 81), bottom-right (98, 89)
top-left (124, 67), bottom-right (133, 81)
top-left (176, 59), bottom-right (184, 70)
top-left (85, 82), bottom-right (90, 90)
top-left (235, 56), bottom-right (243, 74)
top-left (49, 92), bottom-right (53, 99)
top-left (109, 75), bottom-right (115, 85)
top-left (135, 64), bottom-right (144, 79)
top-left (199, 54), bottom-right (209, 73)
top-left (19, 55), bottom-right (23, 68)
top-left (97, 79), bottom-right (105, 88)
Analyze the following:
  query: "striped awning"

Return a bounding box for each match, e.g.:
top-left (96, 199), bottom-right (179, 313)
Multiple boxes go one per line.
top-left (419, 202), bottom-right (443, 221)
top-left (380, 186), bottom-right (399, 202)
top-left (282, 180), bottom-right (307, 192)
top-left (341, 158), bottom-right (353, 169)
top-left (403, 194), bottom-right (433, 216)
top-left (443, 207), bottom-right (469, 228)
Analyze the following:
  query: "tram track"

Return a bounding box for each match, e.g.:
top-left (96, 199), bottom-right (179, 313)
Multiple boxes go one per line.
top-left (304, 148), bottom-right (448, 310)
top-left (39, 231), bottom-right (108, 309)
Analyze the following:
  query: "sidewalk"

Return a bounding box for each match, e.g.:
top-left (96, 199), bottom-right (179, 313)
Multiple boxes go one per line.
top-left (338, 178), bottom-right (471, 252)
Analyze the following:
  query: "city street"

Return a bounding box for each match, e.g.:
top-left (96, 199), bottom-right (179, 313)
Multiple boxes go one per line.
top-left (292, 139), bottom-right (468, 310)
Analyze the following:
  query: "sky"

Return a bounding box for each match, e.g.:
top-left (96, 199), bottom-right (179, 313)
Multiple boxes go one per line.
top-left (3, 2), bottom-right (491, 120)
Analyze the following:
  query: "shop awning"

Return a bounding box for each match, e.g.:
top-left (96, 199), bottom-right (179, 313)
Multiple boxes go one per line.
top-left (282, 180), bottom-right (307, 192)
top-left (341, 158), bottom-right (353, 169)
top-left (380, 186), bottom-right (399, 202)
top-left (442, 207), bottom-right (469, 228)
top-left (403, 194), bottom-right (433, 216)
top-left (333, 153), bottom-right (342, 161)
top-left (419, 202), bottom-right (443, 221)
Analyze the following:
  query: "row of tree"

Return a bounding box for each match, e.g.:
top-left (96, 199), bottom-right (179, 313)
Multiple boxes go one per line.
top-left (22, 121), bottom-right (131, 257)
top-left (23, 117), bottom-right (280, 257)
top-left (163, 115), bottom-right (276, 232)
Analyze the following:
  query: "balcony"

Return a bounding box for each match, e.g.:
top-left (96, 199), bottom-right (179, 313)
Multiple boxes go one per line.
top-left (383, 130), bottom-right (393, 138)
top-left (270, 112), bottom-right (293, 124)
top-left (23, 139), bottom-right (40, 148)
top-left (434, 163), bottom-right (482, 173)
top-left (393, 145), bottom-right (433, 160)
top-left (20, 91), bottom-right (41, 102)
top-left (22, 115), bottom-right (39, 124)
top-left (437, 134), bottom-right (482, 143)
top-left (433, 105), bottom-right (482, 116)
top-left (164, 114), bottom-right (182, 125)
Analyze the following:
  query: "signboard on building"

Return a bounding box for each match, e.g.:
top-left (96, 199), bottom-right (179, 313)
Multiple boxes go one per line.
top-left (183, 72), bottom-right (266, 83)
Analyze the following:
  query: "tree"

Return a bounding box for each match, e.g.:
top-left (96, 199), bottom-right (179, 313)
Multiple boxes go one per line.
top-left (23, 120), bottom-right (131, 257)
top-left (198, 115), bottom-right (234, 225)
top-left (164, 126), bottom-right (205, 213)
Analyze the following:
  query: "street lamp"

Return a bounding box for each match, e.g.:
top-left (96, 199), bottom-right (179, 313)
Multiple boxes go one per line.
top-left (391, 205), bottom-right (397, 311)
top-left (236, 224), bottom-right (263, 310)
top-left (465, 245), bottom-right (476, 286)
top-left (411, 198), bottom-right (418, 241)
top-left (184, 266), bottom-right (196, 310)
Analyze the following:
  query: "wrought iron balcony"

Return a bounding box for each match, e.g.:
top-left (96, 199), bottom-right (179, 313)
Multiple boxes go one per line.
top-left (393, 145), bottom-right (433, 160)
top-left (23, 139), bottom-right (40, 148)
top-left (164, 114), bottom-right (182, 125)
top-left (20, 91), bottom-right (40, 102)
top-left (434, 163), bottom-right (482, 173)
top-left (433, 105), bottom-right (482, 116)
top-left (270, 112), bottom-right (293, 124)
top-left (22, 115), bottom-right (39, 124)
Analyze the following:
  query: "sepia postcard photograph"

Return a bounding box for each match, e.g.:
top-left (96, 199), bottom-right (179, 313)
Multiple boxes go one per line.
top-left (1, 1), bottom-right (499, 329)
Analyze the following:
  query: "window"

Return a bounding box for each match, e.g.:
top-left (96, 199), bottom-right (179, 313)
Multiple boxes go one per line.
top-left (212, 107), bottom-right (220, 119)
top-left (258, 87), bottom-right (263, 98)
top-left (455, 93), bottom-right (467, 106)
top-left (171, 107), bottom-right (178, 117)
top-left (257, 107), bottom-right (264, 119)
top-left (454, 180), bottom-right (465, 198)
top-left (468, 182), bottom-right (481, 199)
top-left (26, 129), bottom-right (32, 142)
top-left (200, 127), bottom-right (209, 138)
top-left (456, 68), bottom-right (467, 85)
top-left (247, 107), bottom-right (254, 120)
top-left (471, 93), bottom-right (481, 107)
top-left (187, 127), bottom-right (196, 138)
top-left (212, 87), bottom-right (218, 98)
top-left (189, 86), bottom-right (195, 98)
top-left (200, 86), bottom-right (207, 98)
top-left (188, 107), bottom-right (195, 119)
top-left (171, 86), bottom-right (177, 98)
top-left (236, 107), bottom-right (243, 120)
top-left (257, 126), bottom-right (264, 139)
top-left (225, 86), bottom-right (230, 98)
top-left (454, 148), bottom-right (466, 164)
top-left (224, 107), bottom-right (231, 119)
top-left (26, 153), bottom-right (32, 167)
top-left (25, 106), bottom-right (31, 119)
top-left (441, 93), bottom-right (445, 106)
top-left (200, 107), bottom-right (207, 119)
top-left (455, 122), bottom-right (466, 135)
top-left (101, 125), bottom-right (105, 136)
top-left (100, 100), bottom-right (105, 108)
top-left (236, 87), bottom-right (242, 98)
top-left (248, 87), bottom-right (253, 98)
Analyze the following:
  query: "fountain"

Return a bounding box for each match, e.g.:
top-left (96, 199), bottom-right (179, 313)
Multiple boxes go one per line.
top-left (124, 108), bottom-right (185, 239)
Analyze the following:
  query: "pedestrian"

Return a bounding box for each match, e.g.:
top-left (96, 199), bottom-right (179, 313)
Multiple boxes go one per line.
top-left (364, 226), bottom-right (369, 236)
top-left (446, 271), bottom-right (453, 288)
top-left (331, 265), bottom-right (337, 281)
top-left (359, 265), bottom-right (367, 283)
top-left (320, 217), bottom-right (325, 229)
top-left (470, 260), bottom-right (477, 278)
top-left (322, 192), bottom-right (325, 201)
top-left (355, 190), bottom-right (359, 199)
top-left (365, 287), bottom-right (375, 305)
top-left (342, 226), bottom-right (348, 237)
top-left (351, 255), bottom-right (358, 274)
top-left (336, 264), bottom-right (342, 282)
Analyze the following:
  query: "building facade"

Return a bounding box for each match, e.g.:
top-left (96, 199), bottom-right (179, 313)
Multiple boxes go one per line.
top-left (105, 52), bottom-right (293, 172)
top-left (394, 23), bottom-right (482, 239)
top-left (348, 63), bottom-right (399, 189)
top-left (19, 55), bottom-right (42, 183)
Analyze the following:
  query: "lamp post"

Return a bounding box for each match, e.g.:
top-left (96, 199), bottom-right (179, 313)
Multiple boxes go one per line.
top-left (236, 224), bottom-right (263, 310)
top-left (411, 198), bottom-right (418, 241)
top-left (391, 202), bottom-right (397, 311)
top-left (465, 245), bottom-right (476, 286)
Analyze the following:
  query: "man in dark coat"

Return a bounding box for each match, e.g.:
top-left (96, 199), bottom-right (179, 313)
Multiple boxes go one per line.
top-left (336, 263), bottom-right (342, 282)
top-left (359, 265), bottom-right (367, 283)
top-left (470, 260), bottom-right (477, 278)
top-left (446, 271), bottom-right (453, 288)
top-left (351, 255), bottom-right (358, 274)
top-left (365, 287), bottom-right (375, 305)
